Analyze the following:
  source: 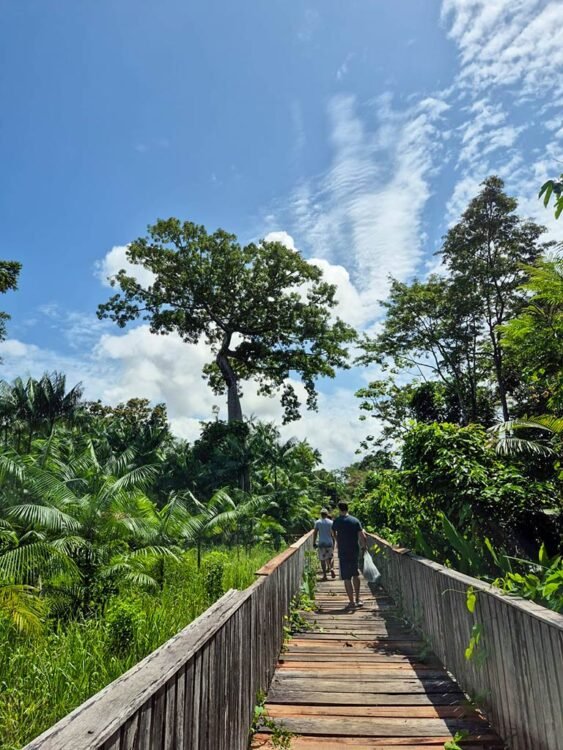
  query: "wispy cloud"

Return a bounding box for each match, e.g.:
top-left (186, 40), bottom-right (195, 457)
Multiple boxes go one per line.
top-left (441, 0), bottom-right (563, 101)
top-left (285, 94), bottom-right (449, 325)
top-left (336, 54), bottom-right (353, 82)
top-left (441, 0), bottom-right (563, 234)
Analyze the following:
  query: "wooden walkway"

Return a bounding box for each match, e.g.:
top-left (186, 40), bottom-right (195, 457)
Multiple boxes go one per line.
top-left (253, 564), bottom-right (504, 750)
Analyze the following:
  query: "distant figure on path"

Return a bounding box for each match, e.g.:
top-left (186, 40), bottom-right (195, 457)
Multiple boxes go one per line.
top-left (313, 508), bottom-right (335, 581)
top-left (332, 501), bottom-right (367, 609)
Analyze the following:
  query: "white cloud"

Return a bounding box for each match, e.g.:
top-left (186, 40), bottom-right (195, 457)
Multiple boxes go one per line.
top-left (441, 1), bottom-right (563, 100)
top-left (264, 231), bottom-right (297, 251)
top-left (264, 230), bottom-right (366, 327)
top-left (441, 1), bottom-right (563, 241)
top-left (0, 318), bottom-right (369, 468)
top-left (288, 94), bottom-right (449, 325)
top-left (336, 54), bottom-right (353, 82)
top-left (94, 245), bottom-right (156, 288)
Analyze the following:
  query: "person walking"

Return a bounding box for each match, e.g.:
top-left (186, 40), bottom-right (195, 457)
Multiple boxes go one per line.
top-left (332, 501), bottom-right (367, 609)
top-left (313, 508), bottom-right (335, 581)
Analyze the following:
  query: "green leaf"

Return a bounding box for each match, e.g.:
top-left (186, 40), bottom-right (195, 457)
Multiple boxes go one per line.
top-left (466, 587), bottom-right (477, 614)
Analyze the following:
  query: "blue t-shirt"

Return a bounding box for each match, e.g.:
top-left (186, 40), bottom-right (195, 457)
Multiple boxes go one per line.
top-left (332, 514), bottom-right (362, 559)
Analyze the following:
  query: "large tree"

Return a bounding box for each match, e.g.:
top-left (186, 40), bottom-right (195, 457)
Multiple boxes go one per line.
top-left (359, 275), bottom-right (483, 424)
top-left (0, 260), bottom-right (21, 351)
top-left (98, 219), bottom-right (355, 424)
top-left (442, 176), bottom-right (551, 421)
top-left (502, 256), bottom-right (563, 416)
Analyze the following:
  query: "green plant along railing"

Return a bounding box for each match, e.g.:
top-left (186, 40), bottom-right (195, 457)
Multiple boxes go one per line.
top-left (23, 532), bottom-right (314, 750)
top-left (368, 532), bottom-right (563, 750)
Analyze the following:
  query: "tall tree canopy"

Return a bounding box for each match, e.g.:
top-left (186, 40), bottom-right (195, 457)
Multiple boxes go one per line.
top-left (359, 176), bottom-right (551, 432)
top-left (0, 259), bottom-right (21, 350)
top-left (98, 219), bottom-right (356, 424)
top-left (442, 176), bottom-right (551, 421)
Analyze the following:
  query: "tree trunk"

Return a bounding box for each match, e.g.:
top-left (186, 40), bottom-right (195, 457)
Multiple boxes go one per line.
top-left (216, 349), bottom-right (250, 492)
top-left (491, 333), bottom-right (510, 422)
top-left (216, 351), bottom-right (243, 422)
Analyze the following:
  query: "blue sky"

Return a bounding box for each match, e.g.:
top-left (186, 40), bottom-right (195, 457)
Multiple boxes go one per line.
top-left (1, 0), bottom-right (562, 466)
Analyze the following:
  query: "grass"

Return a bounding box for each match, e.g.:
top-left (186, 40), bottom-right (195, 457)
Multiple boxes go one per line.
top-left (0, 545), bottom-right (273, 750)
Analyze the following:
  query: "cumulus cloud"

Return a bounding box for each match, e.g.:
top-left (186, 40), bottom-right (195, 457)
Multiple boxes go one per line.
top-left (264, 230), bottom-right (366, 327)
top-left (264, 231), bottom-right (297, 251)
top-left (94, 245), bottom-right (156, 288)
top-left (0, 317), bottom-right (370, 468)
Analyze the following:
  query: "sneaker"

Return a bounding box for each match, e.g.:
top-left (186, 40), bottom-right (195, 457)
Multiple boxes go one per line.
top-left (330, 569), bottom-right (336, 579)
top-left (355, 600), bottom-right (364, 608)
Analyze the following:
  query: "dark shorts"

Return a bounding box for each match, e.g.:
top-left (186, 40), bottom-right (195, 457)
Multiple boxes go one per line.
top-left (339, 557), bottom-right (359, 580)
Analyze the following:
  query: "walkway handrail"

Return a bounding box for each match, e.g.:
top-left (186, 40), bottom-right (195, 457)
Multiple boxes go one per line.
top-left (24, 531), bottom-right (314, 750)
top-left (368, 532), bottom-right (563, 750)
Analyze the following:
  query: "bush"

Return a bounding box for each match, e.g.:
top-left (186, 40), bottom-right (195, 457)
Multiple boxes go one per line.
top-left (105, 599), bottom-right (143, 656)
top-left (401, 422), bottom-right (558, 549)
top-left (352, 469), bottom-right (436, 548)
top-left (201, 551), bottom-right (229, 605)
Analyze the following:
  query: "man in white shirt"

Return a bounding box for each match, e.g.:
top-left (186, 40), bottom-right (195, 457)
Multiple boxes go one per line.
top-left (313, 508), bottom-right (336, 581)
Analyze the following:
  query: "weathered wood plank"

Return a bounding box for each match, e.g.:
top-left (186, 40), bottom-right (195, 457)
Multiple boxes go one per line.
top-left (274, 668), bottom-right (448, 680)
top-left (251, 735), bottom-right (504, 750)
top-left (265, 690), bottom-right (465, 706)
top-left (263, 716), bottom-right (491, 737)
top-left (270, 677), bottom-right (462, 694)
top-left (265, 705), bottom-right (481, 719)
top-left (368, 532), bottom-right (563, 750)
top-left (137, 700), bottom-right (152, 750)
top-left (121, 712), bottom-right (139, 750)
top-left (150, 687), bottom-right (165, 748)
top-left (163, 678), bottom-right (176, 750)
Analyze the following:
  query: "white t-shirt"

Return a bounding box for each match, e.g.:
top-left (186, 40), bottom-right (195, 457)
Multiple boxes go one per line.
top-left (314, 518), bottom-right (333, 546)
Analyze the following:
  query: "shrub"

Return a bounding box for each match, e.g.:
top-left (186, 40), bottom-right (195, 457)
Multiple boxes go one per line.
top-left (201, 551), bottom-right (229, 604)
top-left (105, 599), bottom-right (143, 657)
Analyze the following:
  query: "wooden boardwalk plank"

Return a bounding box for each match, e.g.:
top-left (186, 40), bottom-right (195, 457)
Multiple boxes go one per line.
top-left (252, 734), bottom-right (505, 749)
top-left (259, 573), bottom-right (502, 750)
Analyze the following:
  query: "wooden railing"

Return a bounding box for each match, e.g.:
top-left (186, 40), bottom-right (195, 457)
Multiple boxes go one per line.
top-left (24, 532), bottom-right (313, 750)
top-left (368, 533), bottom-right (563, 750)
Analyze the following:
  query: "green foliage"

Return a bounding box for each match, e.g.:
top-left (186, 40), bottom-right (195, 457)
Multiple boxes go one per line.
top-left (0, 259), bottom-right (21, 352)
top-left (501, 256), bottom-right (563, 415)
top-left (249, 692), bottom-right (293, 749)
top-left (464, 623), bottom-right (485, 665)
top-left (0, 546), bottom-right (271, 749)
top-left (302, 550), bottom-right (317, 601)
top-left (401, 422), bottom-right (557, 545)
top-left (539, 173), bottom-right (563, 219)
top-left (201, 551), bottom-right (228, 604)
top-left (444, 730), bottom-right (469, 750)
top-left (105, 599), bottom-right (143, 656)
top-left (352, 469), bottom-right (432, 548)
top-left (496, 544), bottom-right (563, 612)
top-left (284, 592), bottom-right (316, 641)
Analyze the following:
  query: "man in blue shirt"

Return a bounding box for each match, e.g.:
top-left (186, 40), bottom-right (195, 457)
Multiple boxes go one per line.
top-left (332, 501), bottom-right (367, 609)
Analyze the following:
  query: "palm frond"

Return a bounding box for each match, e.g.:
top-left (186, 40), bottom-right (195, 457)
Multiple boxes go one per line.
top-left (0, 583), bottom-right (44, 634)
top-left (6, 504), bottom-right (80, 532)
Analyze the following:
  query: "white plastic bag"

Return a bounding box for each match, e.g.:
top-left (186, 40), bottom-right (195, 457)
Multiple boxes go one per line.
top-left (362, 551), bottom-right (381, 584)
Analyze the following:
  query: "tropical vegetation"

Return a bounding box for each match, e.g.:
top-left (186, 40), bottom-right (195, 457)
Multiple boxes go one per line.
top-left (0, 174), bottom-right (561, 746)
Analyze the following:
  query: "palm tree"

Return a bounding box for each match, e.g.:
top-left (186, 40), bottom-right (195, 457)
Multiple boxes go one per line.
top-left (490, 415), bottom-right (563, 458)
top-left (181, 489), bottom-right (272, 567)
top-left (0, 373), bottom-right (83, 452)
top-left (0, 435), bottom-right (178, 612)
